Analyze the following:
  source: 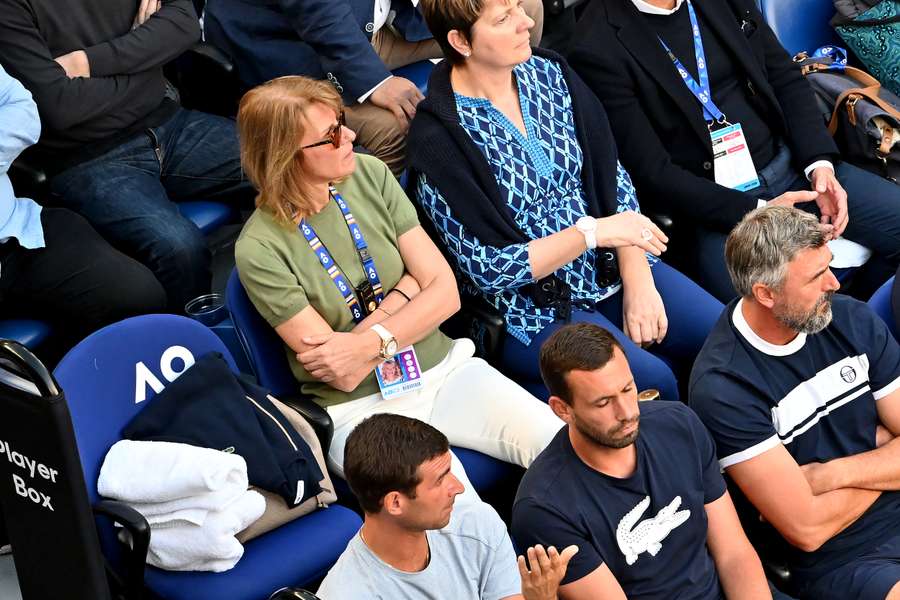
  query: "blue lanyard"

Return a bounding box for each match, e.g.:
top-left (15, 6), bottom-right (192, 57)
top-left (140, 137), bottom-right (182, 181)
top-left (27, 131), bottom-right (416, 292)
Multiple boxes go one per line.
top-left (658, 1), bottom-right (727, 126)
top-left (299, 185), bottom-right (384, 323)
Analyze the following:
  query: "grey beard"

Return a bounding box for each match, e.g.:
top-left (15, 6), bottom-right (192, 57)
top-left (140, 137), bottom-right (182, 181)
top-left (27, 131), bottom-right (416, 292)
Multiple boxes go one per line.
top-left (776, 292), bottom-right (835, 334)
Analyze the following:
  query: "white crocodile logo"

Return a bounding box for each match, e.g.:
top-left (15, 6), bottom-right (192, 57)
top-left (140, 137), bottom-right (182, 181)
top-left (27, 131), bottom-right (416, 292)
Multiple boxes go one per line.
top-left (616, 495), bottom-right (691, 565)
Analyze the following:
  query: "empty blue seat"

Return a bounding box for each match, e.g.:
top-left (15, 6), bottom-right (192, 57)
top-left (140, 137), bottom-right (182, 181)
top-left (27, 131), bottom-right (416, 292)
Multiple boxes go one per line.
top-left (393, 60), bottom-right (436, 95)
top-left (758, 0), bottom-right (841, 57)
top-left (868, 276), bottom-right (898, 340)
top-left (178, 200), bottom-right (235, 234)
top-left (0, 318), bottom-right (52, 348)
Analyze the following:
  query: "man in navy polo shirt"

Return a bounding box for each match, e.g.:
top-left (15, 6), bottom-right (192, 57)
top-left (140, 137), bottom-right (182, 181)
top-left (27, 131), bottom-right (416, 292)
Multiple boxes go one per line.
top-left (691, 206), bottom-right (900, 599)
top-left (512, 322), bottom-right (772, 599)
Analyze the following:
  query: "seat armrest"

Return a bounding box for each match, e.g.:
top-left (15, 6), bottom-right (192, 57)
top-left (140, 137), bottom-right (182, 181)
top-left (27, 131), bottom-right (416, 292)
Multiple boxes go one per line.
top-left (268, 588), bottom-right (322, 600)
top-left (165, 41), bottom-right (243, 116)
top-left (9, 158), bottom-right (50, 202)
top-left (278, 395), bottom-right (334, 454)
top-left (184, 41), bottom-right (234, 74)
top-left (94, 499), bottom-right (150, 600)
top-left (442, 293), bottom-right (506, 365)
top-left (644, 210), bottom-right (675, 236)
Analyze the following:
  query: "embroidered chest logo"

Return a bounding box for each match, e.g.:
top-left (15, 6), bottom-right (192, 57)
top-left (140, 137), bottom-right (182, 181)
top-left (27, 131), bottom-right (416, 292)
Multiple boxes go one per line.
top-left (616, 495), bottom-right (691, 565)
top-left (840, 366), bottom-right (857, 384)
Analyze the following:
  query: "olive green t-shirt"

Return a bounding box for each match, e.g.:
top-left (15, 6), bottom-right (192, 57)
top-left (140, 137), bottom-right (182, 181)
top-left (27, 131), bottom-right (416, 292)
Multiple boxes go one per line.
top-left (235, 154), bottom-right (453, 407)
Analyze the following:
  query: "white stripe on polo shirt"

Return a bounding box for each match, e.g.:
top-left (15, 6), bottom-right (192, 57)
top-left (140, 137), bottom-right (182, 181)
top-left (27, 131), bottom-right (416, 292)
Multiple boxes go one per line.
top-left (719, 434), bottom-right (781, 470)
top-left (770, 354), bottom-right (871, 445)
top-left (874, 373), bottom-right (900, 400)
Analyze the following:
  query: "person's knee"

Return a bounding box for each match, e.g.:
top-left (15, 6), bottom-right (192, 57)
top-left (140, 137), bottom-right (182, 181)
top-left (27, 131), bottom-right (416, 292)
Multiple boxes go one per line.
top-left (347, 106), bottom-right (407, 176)
top-left (154, 226), bottom-right (211, 274)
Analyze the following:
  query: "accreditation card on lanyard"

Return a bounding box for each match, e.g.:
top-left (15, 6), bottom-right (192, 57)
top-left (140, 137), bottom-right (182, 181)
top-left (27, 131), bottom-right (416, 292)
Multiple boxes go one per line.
top-left (299, 185), bottom-right (422, 399)
top-left (660, 1), bottom-right (760, 192)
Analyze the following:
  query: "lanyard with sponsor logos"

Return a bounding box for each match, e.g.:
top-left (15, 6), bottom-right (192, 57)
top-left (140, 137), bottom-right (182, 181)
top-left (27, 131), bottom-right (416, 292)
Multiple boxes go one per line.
top-left (658, 0), bottom-right (728, 127)
top-left (299, 185), bottom-right (384, 323)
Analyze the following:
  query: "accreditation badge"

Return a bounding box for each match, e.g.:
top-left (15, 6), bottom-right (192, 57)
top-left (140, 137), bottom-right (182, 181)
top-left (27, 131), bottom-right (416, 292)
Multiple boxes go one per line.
top-left (710, 123), bottom-right (761, 192)
top-left (374, 346), bottom-right (424, 400)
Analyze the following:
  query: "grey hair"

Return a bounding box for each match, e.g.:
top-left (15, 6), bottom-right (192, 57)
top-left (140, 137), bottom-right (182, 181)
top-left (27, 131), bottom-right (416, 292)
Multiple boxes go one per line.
top-left (725, 206), bottom-right (827, 297)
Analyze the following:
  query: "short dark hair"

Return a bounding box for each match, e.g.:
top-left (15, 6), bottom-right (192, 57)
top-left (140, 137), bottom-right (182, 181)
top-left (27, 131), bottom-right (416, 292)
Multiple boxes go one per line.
top-left (343, 414), bottom-right (450, 514)
top-left (419, 0), bottom-right (513, 65)
top-left (539, 323), bottom-right (623, 404)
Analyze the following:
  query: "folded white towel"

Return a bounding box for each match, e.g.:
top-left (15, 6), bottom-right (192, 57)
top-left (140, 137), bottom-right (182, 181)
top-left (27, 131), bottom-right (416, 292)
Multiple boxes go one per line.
top-left (141, 490), bottom-right (266, 573)
top-left (129, 485), bottom-right (246, 527)
top-left (98, 440), bottom-right (248, 504)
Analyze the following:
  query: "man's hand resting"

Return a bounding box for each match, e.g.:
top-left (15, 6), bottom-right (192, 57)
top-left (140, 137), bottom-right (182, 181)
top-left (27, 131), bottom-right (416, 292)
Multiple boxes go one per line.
top-left (133, 0), bottom-right (162, 28)
top-left (54, 50), bottom-right (90, 78)
top-left (810, 166), bottom-right (849, 237)
top-left (519, 544), bottom-right (579, 600)
top-left (369, 76), bottom-right (425, 130)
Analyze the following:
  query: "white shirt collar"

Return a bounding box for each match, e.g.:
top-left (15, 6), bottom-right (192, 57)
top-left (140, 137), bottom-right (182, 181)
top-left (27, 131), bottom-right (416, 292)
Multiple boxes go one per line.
top-left (731, 299), bottom-right (808, 357)
top-left (630, 0), bottom-right (685, 15)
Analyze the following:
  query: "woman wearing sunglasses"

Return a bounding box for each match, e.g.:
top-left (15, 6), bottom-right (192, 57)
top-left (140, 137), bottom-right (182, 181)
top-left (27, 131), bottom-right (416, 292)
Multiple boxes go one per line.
top-left (234, 75), bottom-right (561, 483)
top-left (408, 0), bottom-right (724, 400)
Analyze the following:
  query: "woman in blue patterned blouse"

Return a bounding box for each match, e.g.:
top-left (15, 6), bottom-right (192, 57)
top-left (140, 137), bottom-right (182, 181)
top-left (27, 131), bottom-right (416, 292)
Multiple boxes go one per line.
top-left (408, 0), bottom-right (723, 401)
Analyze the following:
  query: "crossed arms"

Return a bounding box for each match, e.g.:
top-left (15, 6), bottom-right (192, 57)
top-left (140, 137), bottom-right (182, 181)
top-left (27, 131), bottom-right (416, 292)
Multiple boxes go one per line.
top-left (727, 387), bottom-right (900, 552)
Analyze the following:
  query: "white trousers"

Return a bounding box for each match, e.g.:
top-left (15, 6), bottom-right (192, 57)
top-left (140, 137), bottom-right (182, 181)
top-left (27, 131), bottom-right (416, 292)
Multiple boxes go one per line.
top-left (326, 339), bottom-right (563, 499)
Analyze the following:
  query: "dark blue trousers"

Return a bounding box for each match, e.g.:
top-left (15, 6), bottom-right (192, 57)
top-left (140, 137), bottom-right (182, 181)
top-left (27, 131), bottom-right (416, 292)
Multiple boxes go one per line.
top-left (51, 108), bottom-right (254, 311)
top-left (696, 144), bottom-right (900, 302)
top-left (500, 261), bottom-right (724, 402)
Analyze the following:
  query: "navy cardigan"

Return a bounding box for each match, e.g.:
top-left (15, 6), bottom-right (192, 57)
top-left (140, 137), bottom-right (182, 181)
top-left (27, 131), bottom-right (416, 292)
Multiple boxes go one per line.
top-left (406, 48), bottom-right (622, 250)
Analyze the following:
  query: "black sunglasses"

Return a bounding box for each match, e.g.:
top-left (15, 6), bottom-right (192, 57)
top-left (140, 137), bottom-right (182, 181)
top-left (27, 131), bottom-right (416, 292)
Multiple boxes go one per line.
top-left (300, 110), bottom-right (346, 150)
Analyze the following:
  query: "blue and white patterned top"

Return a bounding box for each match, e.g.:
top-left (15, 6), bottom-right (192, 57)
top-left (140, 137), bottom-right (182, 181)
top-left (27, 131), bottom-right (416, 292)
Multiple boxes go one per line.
top-left (416, 56), bottom-right (655, 346)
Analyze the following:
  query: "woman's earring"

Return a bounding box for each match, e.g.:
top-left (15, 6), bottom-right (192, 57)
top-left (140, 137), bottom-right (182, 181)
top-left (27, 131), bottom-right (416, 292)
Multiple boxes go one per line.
top-left (463, 50), bottom-right (471, 57)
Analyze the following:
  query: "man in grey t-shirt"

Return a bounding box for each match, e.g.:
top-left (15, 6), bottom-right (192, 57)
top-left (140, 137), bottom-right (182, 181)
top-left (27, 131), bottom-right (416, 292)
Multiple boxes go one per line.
top-left (317, 414), bottom-right (576, 599)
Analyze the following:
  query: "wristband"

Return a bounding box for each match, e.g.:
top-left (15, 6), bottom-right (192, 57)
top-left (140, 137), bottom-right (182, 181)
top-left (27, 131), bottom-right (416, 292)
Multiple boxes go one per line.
top-left (389, 287), bottom-right (412, 302)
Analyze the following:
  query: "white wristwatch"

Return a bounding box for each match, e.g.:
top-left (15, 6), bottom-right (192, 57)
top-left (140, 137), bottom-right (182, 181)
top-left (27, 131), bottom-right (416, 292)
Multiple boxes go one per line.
top-left (575, 216), bottom-right (598, 250)
top-left (371, 323), bottom-right (399, 360)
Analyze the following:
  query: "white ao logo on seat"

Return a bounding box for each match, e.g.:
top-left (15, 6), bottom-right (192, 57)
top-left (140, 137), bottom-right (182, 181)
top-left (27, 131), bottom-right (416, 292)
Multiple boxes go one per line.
top-left (134, 346), bottom-right (196, 404)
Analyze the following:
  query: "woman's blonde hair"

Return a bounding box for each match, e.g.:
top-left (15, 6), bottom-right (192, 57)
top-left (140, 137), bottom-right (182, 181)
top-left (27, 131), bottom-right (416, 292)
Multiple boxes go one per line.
top-left (237, 75), bottom-right (343, 224)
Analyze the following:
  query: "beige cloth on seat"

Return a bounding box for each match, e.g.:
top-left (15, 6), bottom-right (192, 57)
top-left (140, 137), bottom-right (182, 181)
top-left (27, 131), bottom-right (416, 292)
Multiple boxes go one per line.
top-left (237, 396), bottom-right (338, 542)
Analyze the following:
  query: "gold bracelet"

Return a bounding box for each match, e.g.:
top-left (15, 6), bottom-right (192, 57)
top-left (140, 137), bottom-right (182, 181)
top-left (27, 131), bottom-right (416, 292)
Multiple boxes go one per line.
top-left (377, 305), bottom-right (393, 317)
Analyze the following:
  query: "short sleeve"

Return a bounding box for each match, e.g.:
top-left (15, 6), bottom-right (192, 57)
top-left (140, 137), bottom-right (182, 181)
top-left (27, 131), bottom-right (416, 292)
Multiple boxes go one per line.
top-left (689, 371), bottom-right (781, 470)
top-left (376, 158), bottom-right (419, 237)
top-left (857, 303), bottom-right (900, 400)
top-left (480, 525), bottom-right (522, 600)
top-left (234, 237), bottom-right (309, 328)
top-left (511, 499), bottom-right (602, 586)
top-left (683, 406), bottom-right (727, 503)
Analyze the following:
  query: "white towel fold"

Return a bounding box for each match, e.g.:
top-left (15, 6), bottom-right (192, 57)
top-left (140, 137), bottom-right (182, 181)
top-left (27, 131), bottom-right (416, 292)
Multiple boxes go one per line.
top-left (125, 490), bottom-right (266, 573)
top-left (98, 440), bottom-right (248, 504)
top-left (128, 485), bottom-right (246, 527)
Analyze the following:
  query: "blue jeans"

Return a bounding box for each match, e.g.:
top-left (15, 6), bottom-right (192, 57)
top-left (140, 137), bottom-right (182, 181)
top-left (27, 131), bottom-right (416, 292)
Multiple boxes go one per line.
top-left (50, 109), bottom-right (253, 310)
top-left (696, 144), bottom-right (900, 302)
top-left (500, 262), bottom-right (724, 402)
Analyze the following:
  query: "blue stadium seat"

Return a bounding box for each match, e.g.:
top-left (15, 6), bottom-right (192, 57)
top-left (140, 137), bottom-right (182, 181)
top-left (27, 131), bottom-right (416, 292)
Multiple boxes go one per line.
top-left (758, 0), bottom-right (842, 57)
top-left (393, 60), bottom-right (436, 95)
top-left (0, 318), bottom-right (52, 348)
top-left (53, 314), bottom-right (361, 599)
top-left (225, 268), bottom-right (518, 494)
top-left (868, 276), bottom-right (898, 340)
top-left (178, 200), bottom-right (236, 235)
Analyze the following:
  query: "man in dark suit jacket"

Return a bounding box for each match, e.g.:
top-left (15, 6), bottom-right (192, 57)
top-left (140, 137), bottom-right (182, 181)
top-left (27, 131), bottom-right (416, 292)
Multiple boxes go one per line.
top-left (568, 0), bottom-right (900, 301)
top-left (206, 0), bottom-right (544, 175)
